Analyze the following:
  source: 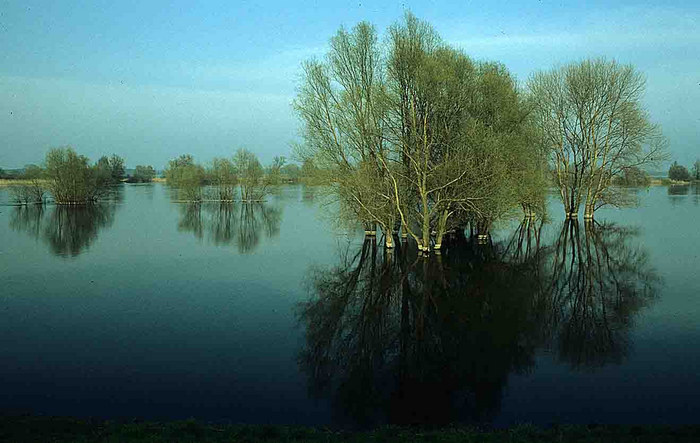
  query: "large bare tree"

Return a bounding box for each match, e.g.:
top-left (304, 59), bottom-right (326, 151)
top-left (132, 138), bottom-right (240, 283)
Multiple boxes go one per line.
top-left (528, 59), bottom-right (666, 219)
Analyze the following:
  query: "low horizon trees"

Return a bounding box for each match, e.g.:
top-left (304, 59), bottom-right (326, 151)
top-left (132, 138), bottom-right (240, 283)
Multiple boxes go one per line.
top-left (164, 150), bottom-right (280, 202)
top-left (528, 58), bottom-right (667, 220)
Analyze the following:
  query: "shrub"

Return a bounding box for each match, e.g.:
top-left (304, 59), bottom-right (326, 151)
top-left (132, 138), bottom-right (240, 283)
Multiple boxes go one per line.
top-left (45, 147), bottom-right (111, 204)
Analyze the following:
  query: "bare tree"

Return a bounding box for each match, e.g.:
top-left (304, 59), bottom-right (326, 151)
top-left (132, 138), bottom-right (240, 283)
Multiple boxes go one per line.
top-left (233, 148), bottom-right (267, 201)
top-left (208, 157), bottom-right (237, 201)
top-left (528, 59), bottom-right (667, 219)
top-left (294, 21), bottom-right (397, 246)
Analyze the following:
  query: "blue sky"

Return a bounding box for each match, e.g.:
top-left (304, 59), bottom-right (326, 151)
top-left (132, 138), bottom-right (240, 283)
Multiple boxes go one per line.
top-left (1, 0), bottom-right (698, 169)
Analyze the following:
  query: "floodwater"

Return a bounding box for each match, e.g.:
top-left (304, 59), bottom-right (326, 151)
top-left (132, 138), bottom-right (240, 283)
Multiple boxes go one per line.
top-left (0, 184), bottom-right (699, 427)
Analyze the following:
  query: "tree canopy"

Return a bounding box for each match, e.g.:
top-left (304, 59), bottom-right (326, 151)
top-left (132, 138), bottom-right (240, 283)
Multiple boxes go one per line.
top-left (294, 13), bottom-right (547, 251)
top-left (528, 58), bottom-right (666, 218)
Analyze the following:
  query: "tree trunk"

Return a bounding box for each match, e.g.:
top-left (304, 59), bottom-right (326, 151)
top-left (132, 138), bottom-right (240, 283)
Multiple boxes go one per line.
top-left (385, 231), bottom-right (394, 248)
top-left (420, 192), bottom-right (430, 252)
top-left (434, 209), bottom-right (449, 250)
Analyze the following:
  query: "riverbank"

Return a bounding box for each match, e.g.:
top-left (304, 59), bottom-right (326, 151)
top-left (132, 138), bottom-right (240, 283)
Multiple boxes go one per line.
top-left (0, 179), bottom-right (49, 186)
top-left (0, 178), bottom-right (164, 187)
top-left (649, 178), bottom-right (699, 186)
top-left (1, 417), bottom-right (700, 443)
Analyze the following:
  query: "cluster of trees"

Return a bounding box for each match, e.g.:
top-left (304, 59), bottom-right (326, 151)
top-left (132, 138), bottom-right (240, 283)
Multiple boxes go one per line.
top-left (668, 160), bottom-right (700, 182)
top-left (294, 14), bottom-right (665, 252)
top-left (127, 165), bottom-right (157, 183)
top-left (164, 149), bottom-right (293, 202)
top-left (45, 148), bottom-right (121, 204)
top-left (295, 14), bottom-right (548, 252)
top-left (7, 147), bottom-right (129, 205)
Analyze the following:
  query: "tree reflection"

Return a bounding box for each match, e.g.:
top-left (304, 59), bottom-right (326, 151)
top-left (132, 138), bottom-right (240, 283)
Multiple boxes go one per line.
top-left (10, 203), bottom-right (117, 256)
top-left (546, 220), bottom-right (660, 369)
top-left (298, 233), bottom-right (545, 427)
top-left (298, 219), bottom-right (660, 426)
top-left (178, 202), bottom-right (281, 253)
top-left (667, 184), bottom-right (690, 196)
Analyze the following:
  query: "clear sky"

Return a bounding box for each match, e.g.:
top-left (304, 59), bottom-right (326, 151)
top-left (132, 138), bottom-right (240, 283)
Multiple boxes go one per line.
top-left (1, 0), bottom-right (698, 169)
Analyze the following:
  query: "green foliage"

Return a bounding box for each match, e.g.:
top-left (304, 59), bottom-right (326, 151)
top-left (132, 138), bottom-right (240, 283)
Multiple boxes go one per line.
top-left (208, 157), bottom-right (237, 200)
top-left (691, 159), bottom-right (700, 181)
top-left (613, 166), bottom-right (652, 186)
top-left (21, 164), bottom-right (44, 180)
top-left (110, 154), bottom-right (125, 182)
top-left (299, 158), bottom-right (320, 182)
top-left (45, 147), bottom-right (112, 204)
top-left (96, 154), bottom-right (126, 184)
top-left (280, 163), bottom-right (301, 182)
top-left (234, 148), bottom-right (267, 201)
top-left (130, 165), bottom-right (157, 183)
top-left (294, 13), bottom-right (547, 250)
top-left (668, 161), bottom-right (691, 181)
top-left (165, 154), bottom-right (206, 201)
top-left (266, 155), bottom-right (286, 185)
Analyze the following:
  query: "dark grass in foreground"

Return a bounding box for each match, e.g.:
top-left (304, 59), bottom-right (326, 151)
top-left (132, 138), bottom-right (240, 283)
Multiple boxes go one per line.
top-left (2, 418), bottom-right (700, 443)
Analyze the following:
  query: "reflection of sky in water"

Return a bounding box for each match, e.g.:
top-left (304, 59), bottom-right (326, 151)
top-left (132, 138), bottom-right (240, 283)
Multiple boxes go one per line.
top-left (0, 184), bottom-right (698, 426)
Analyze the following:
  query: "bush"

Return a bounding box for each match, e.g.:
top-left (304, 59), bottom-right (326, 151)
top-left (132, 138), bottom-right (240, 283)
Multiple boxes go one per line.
top-left (45, 147), bottom-right (111, 204)
top-left (128, 165), bottom-right (157, 183)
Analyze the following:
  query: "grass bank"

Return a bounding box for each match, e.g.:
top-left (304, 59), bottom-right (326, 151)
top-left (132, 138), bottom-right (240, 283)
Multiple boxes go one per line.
top-left (1, 417), bottom-right (700, 443)
top-left (0, 179), bottom-right (50, 187)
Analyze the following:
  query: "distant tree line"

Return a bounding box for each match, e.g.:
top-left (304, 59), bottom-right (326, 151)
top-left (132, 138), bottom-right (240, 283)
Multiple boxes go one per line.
top-left (163, 149), bottom-right (313, 202)
top-left (126, 165), bottom-right (157, 183)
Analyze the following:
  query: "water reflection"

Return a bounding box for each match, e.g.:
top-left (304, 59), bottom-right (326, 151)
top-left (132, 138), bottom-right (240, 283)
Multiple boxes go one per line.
top-left (545, 221), bottom-right (660, 369)
top-left (178, 203), bottom-right (282, 253)
top-left (298, 220), bottom-right (660, 427)
top-left (667, 185), bottom-right (690, 196)
top-left (10, 203), bottom-right (118, 256)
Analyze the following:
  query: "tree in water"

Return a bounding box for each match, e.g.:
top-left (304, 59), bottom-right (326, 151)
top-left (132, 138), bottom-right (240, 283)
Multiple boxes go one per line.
top-left (297, 235), bottom-right (547, 426)
top-left (542, 220), bottom-right (661, 368)
top-left (177, 202), bottom-right (281, 253)
top-left (528, 59), bottom-right (667, 219)
top-left (295, 13), bottom-right (546, 252)
top-left (45, 147), bottom-right (115, 204)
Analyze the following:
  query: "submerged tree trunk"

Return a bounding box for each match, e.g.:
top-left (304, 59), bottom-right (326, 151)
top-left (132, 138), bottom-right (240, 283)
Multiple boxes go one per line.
top-left (434, 209), bottom-right (450, 250)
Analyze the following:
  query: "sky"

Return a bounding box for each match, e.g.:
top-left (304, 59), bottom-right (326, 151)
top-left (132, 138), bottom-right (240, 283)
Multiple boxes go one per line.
top-left (1, 0), bottom-right (698, 169)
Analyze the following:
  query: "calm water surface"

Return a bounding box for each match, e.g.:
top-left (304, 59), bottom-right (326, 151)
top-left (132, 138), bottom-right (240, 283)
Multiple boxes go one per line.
top-left (0, 184), bottom-right (699, 427)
